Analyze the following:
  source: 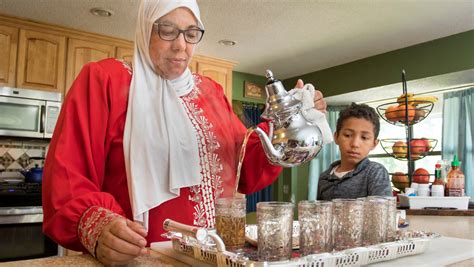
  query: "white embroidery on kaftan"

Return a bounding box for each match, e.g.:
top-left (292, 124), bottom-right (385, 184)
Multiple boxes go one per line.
top-left (181, 74), bottom-right (223, 228)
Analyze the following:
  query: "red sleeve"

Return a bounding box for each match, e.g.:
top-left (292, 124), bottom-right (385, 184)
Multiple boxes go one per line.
top-left (212, 82), bottom-right (282, 194)
top-left (237, 121), bottom-right (282, 194)
top-left (42, 61), bottom-right (127, 252)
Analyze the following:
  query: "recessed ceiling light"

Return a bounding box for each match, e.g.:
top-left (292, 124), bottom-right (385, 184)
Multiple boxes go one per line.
top-left (90, 7), bottom-right (114, 17)
top-left (218, 39), bottom-right (237, 46)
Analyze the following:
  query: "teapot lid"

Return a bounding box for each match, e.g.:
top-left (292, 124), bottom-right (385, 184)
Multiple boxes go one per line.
top-left (261, 70), bottom-right (301, 120)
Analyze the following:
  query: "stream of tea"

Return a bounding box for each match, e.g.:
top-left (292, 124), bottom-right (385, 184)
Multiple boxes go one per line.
top-left (234, 127), bottom-right (255, 197)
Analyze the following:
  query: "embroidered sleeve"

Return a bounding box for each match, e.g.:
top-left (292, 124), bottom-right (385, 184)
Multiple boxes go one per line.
top-left (78, 206), bottom-right (123, 256)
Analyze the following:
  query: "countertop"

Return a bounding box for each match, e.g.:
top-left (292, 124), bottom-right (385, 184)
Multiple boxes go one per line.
top-left (404, 208), bottom-right (474, 216)
top-left (0, 249), bottom-right (190, 267)
top-left (1, 215), bottom-right (472, 266)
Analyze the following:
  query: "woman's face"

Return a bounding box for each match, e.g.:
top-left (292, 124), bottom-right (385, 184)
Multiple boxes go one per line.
top-left (149, 7), bottom-right (198, 80)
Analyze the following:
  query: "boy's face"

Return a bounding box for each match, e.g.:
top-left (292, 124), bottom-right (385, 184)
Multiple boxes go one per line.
top-left (334, 117), bottom-right (378, 168)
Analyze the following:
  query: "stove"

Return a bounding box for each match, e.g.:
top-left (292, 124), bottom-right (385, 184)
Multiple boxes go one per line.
top-left (0, 182), bottom-right (42, 207)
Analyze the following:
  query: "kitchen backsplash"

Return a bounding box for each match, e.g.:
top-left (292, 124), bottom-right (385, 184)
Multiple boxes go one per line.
top-left (0, 139), bottom-right (49, 172)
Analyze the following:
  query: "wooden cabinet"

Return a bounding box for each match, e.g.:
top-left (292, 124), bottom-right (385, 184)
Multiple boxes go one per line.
top-left (116, 46), bottom-right (134, 66)
top-left (65, 38), bottom-right (115, 92)
top-left (16, 29), bottom-right (66, 93)
top-left (0, 25), bottom-right (18, 87)
top-left (189, 60), bottom-right (197, 74)
top-left (192, 55), bottom-right (237, 103)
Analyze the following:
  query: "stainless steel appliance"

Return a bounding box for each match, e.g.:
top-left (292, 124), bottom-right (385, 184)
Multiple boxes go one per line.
top-left (0, 87), bottom-right (61, 138)
top-left (0, 182), bottom-right (60, 261)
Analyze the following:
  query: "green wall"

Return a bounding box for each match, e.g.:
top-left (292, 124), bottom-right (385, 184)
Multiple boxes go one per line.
top-left (233, 30), bottom-right (474, 205)
top-left (283, 30), bottom-right (474, 97)
top-left (232, 71), bottom-right (267, 104)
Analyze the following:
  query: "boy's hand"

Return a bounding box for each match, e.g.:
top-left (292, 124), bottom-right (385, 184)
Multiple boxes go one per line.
top-left (295, 79), bottom-right (327, 113)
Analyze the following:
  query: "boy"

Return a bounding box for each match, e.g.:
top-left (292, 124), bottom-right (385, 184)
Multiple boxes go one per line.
top-left (317, 103), bottom-right (391, 200)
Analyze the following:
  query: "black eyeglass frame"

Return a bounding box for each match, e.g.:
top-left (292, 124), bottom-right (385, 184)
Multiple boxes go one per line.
top-left (153, 22), bottom-right (205, 44)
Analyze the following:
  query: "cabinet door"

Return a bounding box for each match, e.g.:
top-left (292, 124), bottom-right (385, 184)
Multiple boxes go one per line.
top-left (17, 29), bottom-right (66, 93)
top-left (66, 38), bottom-right (115, 93)
top-left (188, 59), bottom-right (197, 74)
top-left (116, 46), bottom-right (134, 66)
top-left (0, 25), bottom-right (18, 87)
top-left (197, 62), bottom-right (233, 103)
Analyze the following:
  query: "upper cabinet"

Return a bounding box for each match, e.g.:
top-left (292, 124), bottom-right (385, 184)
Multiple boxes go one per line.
top-left (17, 29), bottom-right (66, 93)
top-left (116, 46), bottom-right (134, 66)
top-left (192, 55), bottom-right (237, 104)
top-left (0, 25), bottom-right (18, 87)
top-left (66, 38), bottom-right (115, 92)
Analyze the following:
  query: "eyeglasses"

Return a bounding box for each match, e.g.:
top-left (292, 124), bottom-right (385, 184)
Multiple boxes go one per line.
top-left (153, 23), bottom-right (205, 44)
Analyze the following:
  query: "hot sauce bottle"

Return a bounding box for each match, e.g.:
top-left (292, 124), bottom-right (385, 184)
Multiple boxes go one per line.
top-left (446, 155), bottom-right (465, 197)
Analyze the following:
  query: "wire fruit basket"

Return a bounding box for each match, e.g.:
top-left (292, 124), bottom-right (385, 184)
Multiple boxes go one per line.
top-left (380, 138), bottom-right (438, 161)
top-left (376, 100), bottom-right (434, 126)
top-left (155, 219), bottom-right (438, 267)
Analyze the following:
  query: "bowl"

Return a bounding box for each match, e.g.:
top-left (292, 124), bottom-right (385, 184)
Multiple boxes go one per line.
top-left (376, 101), bottom-right (434, 127)
top-left (380, 138), bottom-right (438, 161)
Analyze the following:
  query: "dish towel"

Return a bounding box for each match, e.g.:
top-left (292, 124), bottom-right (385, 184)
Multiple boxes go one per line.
top-left (289, 84), bottom-right (333, 145)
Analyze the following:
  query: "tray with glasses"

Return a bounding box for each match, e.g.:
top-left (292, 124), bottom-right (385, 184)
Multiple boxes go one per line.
top-left (152, 219), bottom-right (440, 267)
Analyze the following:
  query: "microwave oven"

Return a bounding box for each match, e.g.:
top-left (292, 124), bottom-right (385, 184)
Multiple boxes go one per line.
top-left (0, 87), bottom-right (61, 139)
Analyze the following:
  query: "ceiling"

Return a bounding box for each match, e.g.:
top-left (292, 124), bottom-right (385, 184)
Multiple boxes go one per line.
top-left (0, 0), bottom-right (472, 80)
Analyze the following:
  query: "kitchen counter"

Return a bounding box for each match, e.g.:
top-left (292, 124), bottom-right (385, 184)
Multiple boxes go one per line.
top-left (0, 249), bottom-right (191, 267)
top-left (405, 208), bottom-right (474, 216)
top-left (1, 214), bottom-right (472, 266)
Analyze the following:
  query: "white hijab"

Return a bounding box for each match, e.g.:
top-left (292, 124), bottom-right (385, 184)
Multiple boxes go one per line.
top-left (123, 0), bottom-right (204, 230)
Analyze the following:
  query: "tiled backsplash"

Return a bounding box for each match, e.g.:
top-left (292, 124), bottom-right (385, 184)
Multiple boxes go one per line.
top-left (0, 139), bottom-right (49, 172)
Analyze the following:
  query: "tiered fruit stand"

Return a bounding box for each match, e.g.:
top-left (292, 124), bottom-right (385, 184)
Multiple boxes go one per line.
top-left (376, 70), bottom-right (438, 191)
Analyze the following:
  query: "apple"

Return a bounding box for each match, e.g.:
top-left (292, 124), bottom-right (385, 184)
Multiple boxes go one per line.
top-left (414, 108), bottom-right (427, 121)
top-left (392, 141), bottom-right (407, 158)
top-left (419, 138), bottom-right (432, 152)
top-left (392, 172), bottom-right (409, 183)
top-left (392, 172), bottom-right (410, 192)
top-left (385, 105), bottom-right (399, 122)
top-left (413, 168), bottom-right (430, 184)
top-left (409, 139), bottom-right (427, 155)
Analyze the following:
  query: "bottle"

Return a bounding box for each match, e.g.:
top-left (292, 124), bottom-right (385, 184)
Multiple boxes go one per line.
top-left (446, 155), bottom-right (465, 197)
top-left (431, 163), bottom-right (445, 197)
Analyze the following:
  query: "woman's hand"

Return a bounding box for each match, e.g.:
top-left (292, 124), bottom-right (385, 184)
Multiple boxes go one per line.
top-left (95, 217), bottom-right (148, 265)
top-left (295, 79), bottom-right (327, 113)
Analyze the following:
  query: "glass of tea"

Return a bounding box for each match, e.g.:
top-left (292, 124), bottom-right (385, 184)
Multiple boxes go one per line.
top-left (215, 197), bottom-right (246, 250)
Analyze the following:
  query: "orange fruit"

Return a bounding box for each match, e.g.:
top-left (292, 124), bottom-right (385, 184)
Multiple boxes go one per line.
top-left (396, 104), bottom-right (415, 123)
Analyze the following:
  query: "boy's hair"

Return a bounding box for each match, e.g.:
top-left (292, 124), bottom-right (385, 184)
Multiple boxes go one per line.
top-left (336, 103), bottom-right (380, 139)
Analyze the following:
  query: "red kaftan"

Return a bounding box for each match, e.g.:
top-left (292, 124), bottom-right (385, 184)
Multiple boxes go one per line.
top-left (42, 58), bottom-right (281, 253)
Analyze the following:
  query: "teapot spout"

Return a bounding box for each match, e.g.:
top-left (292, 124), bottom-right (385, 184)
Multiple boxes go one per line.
top-left (254, 126), bottom-right (283, 163)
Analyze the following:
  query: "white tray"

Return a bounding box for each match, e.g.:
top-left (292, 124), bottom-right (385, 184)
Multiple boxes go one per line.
top-left (157, 230), bottom-right (437, 267)
top-left (399, 195), bottom-right (470, 210)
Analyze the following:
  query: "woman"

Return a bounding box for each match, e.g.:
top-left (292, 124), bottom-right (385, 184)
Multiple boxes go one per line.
top-left (42, 0), bottom-right (327, 265)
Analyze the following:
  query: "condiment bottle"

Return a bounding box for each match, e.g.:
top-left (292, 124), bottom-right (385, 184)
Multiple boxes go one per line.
top-left (431, 163), bottom-right (445, 197)
top-left (446, 155), bottom-right (465, 197)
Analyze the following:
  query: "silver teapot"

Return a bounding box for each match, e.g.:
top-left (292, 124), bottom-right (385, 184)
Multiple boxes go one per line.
top-left (254, 70), bottom-right (323, 167)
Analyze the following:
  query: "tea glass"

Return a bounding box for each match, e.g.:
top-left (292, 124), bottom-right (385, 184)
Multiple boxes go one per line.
top-left (359, 197), bottom-right (388, 246)
top-left (332, 198), bottom-right (364, 251)
top-left (383, 196), bottom-right (398, 241)
top-left (257, 202), bottom-right (294, 261)
top-left (368, 196), bottom-right (397, 241)
top-left (215, 197), bottom-right (246, 250)
top-left (298, 200), bottom-right (333, 255)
